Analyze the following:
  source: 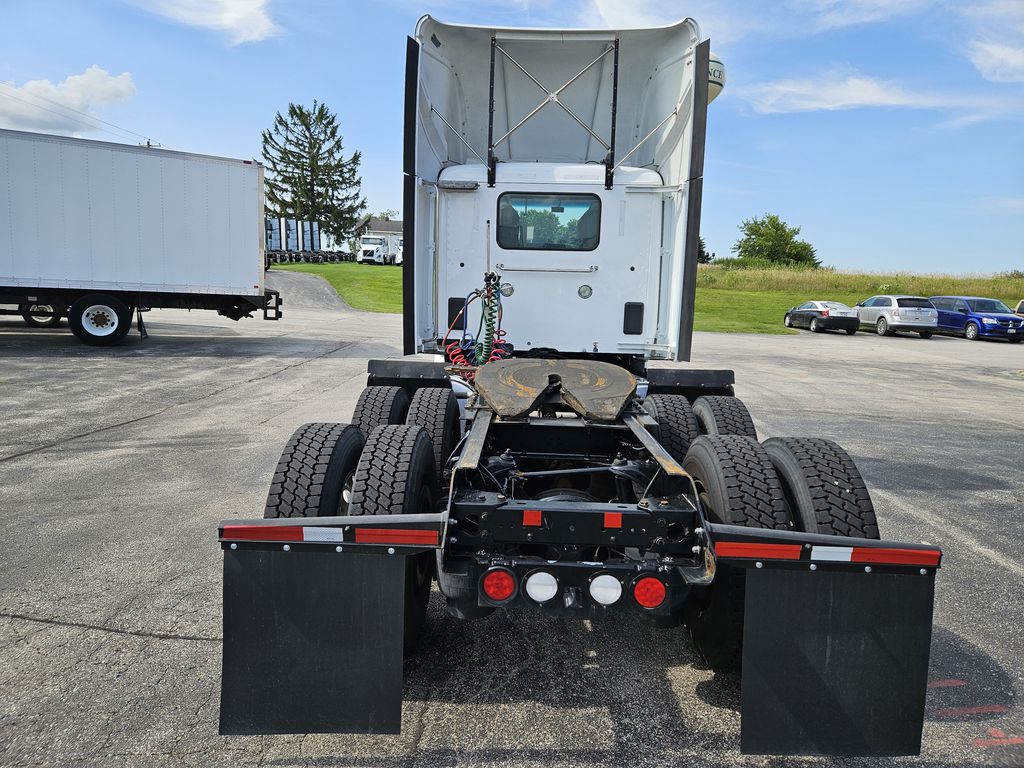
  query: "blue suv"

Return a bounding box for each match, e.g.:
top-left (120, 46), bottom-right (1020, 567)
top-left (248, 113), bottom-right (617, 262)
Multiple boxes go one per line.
top-left (929, 296), bottom-right (1024, 343)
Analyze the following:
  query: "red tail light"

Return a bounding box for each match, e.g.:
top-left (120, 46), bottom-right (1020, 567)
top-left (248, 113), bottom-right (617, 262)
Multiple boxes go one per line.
top-left (482, 568), bottom-right (516, 602)
top-left (632, 576), bottom-right (666, 608)
top-left (821, 309), bottom-right (830, 317)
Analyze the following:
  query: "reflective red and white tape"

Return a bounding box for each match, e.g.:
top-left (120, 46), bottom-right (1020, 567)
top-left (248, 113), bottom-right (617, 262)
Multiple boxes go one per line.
top-left (714, 540), bottom-right (941, 567)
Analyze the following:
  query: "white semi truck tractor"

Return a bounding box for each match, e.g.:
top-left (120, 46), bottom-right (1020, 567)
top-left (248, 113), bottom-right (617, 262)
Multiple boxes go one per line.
top-left (218, 16), bottom-right (941, 757)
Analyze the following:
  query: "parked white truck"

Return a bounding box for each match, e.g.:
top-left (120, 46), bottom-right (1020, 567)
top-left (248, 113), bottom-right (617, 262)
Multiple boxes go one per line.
top-left (219, 15), bottom-right (942, 759)
top-left (0, 129), bottom-right (281, 345)
top-left (357, 232), bottom-right (402, 265)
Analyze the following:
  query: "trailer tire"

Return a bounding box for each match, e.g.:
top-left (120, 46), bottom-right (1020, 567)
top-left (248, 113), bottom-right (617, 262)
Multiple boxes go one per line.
top-left (20, 303), bottom-right (62, 328)
top-left (349, 425), bottom-right (438, 651)
top-left (264, 423), bottom-right (364, 519)
top-left (762, 437), bottom-right (880, 539)
top-left (351, 386), bottom-right (411, 439)
top-left (643, 394), bottom-right (700, 463)
top-left (683, 435), bottom-right (790, 670)
top-left (692, 396), bottom-right (757, 439)
top-left (406, 386), bottom-right (461, 487)
top-left (68, 294), bottom-right (133, 345)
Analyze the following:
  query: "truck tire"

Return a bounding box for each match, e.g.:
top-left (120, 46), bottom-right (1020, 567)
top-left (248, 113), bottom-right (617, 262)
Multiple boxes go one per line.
top-left (20, 303), bottom-right (62, 328)
top-left (68, 294), bottom-right (133, 345)
top-left (437, 557), bottom-right (494, 621)
top-left (263, 423), bottom-right (364, 519)
top-left (762, 437), bottom-right (880, 539)
top-left (351, 386), bottom-right (410, 439)
top-left (683, 435), bottom-right (790, 670)
top-left (642, 394), bottom-right (700, 463)
top-left (406, 386), bottom-right (461, 488)
top-left (692, 396), bottom-right (757, 439)
top-left (349, 425), bottom-right (437, 652)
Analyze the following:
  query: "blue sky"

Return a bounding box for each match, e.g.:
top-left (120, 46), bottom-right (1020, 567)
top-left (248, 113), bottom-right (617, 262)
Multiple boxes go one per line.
top-left (1, 0), bottom-right (1021, 273)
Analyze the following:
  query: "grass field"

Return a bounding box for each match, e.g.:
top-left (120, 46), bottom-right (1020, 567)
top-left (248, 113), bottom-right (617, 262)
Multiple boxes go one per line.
top-left (275, 262), bottom-right (403, 313)
top-left (276, 262), bottom-right (1024, 334)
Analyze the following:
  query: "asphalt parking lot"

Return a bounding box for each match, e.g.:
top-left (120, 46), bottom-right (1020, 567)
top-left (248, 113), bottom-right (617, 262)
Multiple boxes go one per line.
top-left (1, 271), bottom-right (1022, 768)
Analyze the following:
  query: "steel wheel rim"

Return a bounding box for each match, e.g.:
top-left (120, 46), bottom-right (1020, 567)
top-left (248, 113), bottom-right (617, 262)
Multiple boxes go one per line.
top-left (28, 304), bottom-right (54, 322)
top-left (338, 470), bottom-right (355, 515)
top-left (82, 304), bottom-right (119, 336)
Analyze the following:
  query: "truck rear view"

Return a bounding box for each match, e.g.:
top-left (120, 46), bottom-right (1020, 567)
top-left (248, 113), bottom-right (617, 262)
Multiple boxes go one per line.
top-left (217, 15), bottom-right (942, 757)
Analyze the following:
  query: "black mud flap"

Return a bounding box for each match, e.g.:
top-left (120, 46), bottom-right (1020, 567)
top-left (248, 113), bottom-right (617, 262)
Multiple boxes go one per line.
top-left (740, 568), bottom-right (936, 755)
top-left (219, 546), bottom-right (406, 735)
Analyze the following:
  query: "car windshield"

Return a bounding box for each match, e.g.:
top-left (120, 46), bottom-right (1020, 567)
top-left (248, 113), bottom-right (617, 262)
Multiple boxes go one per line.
top-left (897, 297), bottom-right (933, 308)
top-left (361, 237), bottom-right (384, 246)
top-left (968, 298), bottom-right (1012, 313)
top-left (822, 302), bottom-right (851, 310)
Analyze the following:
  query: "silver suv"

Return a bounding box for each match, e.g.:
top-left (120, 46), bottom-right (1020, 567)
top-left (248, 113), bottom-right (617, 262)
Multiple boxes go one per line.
top-left (856, 295), bottom-right (938, 338)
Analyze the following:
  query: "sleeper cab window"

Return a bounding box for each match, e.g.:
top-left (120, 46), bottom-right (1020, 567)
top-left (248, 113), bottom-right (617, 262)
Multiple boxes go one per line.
top-left (496, 193), bottom-right (601, 252)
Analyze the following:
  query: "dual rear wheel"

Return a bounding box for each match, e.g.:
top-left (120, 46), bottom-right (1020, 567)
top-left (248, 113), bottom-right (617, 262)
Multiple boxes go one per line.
top-left (263, 385), bottom-right (464, 649)
top-left (647, 395), bottom-right (879, 670)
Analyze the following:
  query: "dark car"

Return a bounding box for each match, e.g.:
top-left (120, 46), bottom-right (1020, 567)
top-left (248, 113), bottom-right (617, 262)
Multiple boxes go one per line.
top-left (784, 301), bottom-right (859, 334)
top-left (930, 296), bottom-right (1024, 342)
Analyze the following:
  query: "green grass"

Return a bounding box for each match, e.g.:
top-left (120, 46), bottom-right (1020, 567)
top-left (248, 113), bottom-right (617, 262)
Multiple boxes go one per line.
top-left (694, 265), bottom-right (1024, 334)
top-left (277, 261), bottom-right (1024, 335)
top-left (274, 262), bottom-right (403, 313)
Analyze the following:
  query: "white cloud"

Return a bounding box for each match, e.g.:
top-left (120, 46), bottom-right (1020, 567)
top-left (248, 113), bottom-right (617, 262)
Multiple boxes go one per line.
top-left (132, 0), bottom-right (279, 44)
top-left (0, 66), bottom-right (136, 137)
top-left (957, 1), bottom-right (1024, 82)
top-left (967, 41), bottom-right (1024, 83)
top-left (737, 69), bottom-right (993, 114)
top-left (792, 0), bottom-right (937, 31)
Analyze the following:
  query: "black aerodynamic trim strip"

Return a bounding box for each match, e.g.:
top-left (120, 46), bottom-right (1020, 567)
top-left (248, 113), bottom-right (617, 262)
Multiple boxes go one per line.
top-left (402, 36), bottom-right (419, 355)
top-left (678, 39), bottom-right (710, 362)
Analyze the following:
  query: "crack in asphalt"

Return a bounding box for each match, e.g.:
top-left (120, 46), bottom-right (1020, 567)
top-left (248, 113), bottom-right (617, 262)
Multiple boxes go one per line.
top-left (0, 611), bottom-right (221, 643)
top-left (0, 340), bottom-right (354, 465)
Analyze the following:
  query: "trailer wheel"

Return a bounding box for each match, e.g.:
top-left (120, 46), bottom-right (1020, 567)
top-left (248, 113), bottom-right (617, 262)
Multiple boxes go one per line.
top-left (683, 435), bottom-right (790, 670)
top-left (406, 386), bottom-right (461, 487)
top-left (643, 394), bottom-right (700, 463)
top-left (263, 423), bottom-right (364, 519)
top-left (20, 303), bottom-right (62, 328)
top-left (67, 294), bottom-right (133, 345)
top-left (762, 437), bottom-right (880, 539)
top-left (692, 396), bottom-right (757, 439)
top-left (351, 386), bottom-right (411, 439)
top-left (349, 425), bottom-right (438, 651)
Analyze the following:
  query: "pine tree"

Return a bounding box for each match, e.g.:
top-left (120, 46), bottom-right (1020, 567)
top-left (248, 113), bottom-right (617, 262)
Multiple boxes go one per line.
top-left (697, 236), bottom-right (712, 264)
top-left (262, 101), bottom-right (366, 243)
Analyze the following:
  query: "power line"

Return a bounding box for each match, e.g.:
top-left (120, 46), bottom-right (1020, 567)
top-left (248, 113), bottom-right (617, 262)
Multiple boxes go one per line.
top-left (0, 81), bottom-right (158, 146)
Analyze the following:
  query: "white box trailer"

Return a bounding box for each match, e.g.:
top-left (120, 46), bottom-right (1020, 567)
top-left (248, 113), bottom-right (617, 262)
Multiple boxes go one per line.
top-left (0, 128), bottom-right (281, 345)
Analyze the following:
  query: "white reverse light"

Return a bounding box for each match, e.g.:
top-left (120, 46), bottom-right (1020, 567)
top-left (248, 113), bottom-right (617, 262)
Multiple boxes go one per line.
top-left (589, 574), bottom-right (623, 605)
top-left (525, 571), bottom-right (558, 603)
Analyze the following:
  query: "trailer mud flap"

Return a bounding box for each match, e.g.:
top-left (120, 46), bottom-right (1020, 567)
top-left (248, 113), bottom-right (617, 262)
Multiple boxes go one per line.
top-left (740, 567), bottom-right (935, 756)
top-left (219, 546), bottom-right (406, 735)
